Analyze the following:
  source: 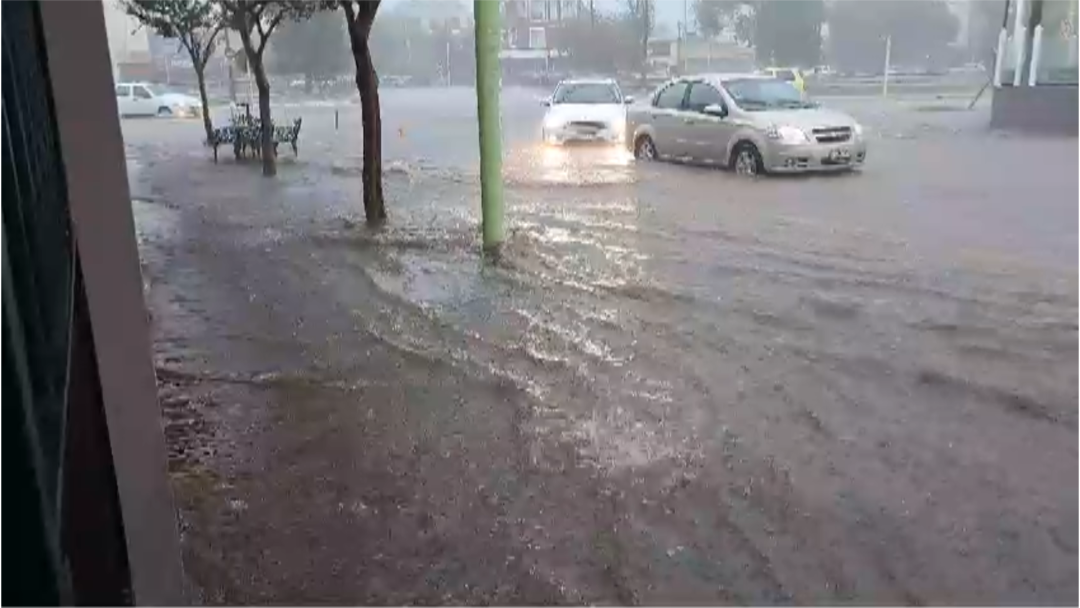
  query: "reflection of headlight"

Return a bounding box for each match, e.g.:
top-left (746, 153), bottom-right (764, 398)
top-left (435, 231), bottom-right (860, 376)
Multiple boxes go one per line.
top-left (852, 122), bottom-right (864, 136)
top-left (766, 124), bottom-right (811, 144)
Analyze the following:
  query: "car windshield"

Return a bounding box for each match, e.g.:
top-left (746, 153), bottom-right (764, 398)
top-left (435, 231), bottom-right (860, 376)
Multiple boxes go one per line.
top-left (553, 83), bottom-right (620, 104)
top-left (723, 78), bottom-right (813, 110)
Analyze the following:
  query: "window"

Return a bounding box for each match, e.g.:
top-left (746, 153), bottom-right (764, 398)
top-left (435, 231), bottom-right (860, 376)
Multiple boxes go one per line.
top-left (722, 78), bottom-right (810, 110)
top-left (529, 26), bottom-right (546, 49)
top-left (115, 85), bottom-right (130, 97)
top-left (134, 86), bottom-right (153, 99)
top-left (686, 82), bottom-right (723, 113)
top-left (654, 81), bottom-right (688, 109)
top-left (775, 70), bottom-right (796, 82)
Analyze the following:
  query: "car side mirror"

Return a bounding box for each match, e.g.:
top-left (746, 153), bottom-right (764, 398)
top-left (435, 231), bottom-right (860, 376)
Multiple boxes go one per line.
top-left (624, 96), bottom-right (635, 104)
top-left (703, 103), bottom-right (727, 117)
top-left (540, 97), bottom-right (552, 107)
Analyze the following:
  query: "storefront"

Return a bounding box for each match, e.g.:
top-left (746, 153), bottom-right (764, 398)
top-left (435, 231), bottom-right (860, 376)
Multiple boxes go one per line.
top-left (992, 0), bottom-right (1079, 132)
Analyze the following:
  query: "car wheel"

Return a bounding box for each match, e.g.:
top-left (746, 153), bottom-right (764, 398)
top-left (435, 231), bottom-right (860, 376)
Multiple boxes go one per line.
top-left (634, 135), bottom-right (658, 160)
top-left (731, 142), bottom-right (764, 176)
top-left (157, 106), bottom-right (172, 117)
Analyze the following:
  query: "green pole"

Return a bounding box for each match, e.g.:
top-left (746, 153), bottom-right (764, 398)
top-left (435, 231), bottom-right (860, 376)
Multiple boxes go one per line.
top-left (474, 0), bottom-right (505, 251)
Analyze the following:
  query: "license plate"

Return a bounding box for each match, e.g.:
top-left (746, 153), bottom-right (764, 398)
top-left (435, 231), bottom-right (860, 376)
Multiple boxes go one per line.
top-left (828, 149), bottom-right (851, 162)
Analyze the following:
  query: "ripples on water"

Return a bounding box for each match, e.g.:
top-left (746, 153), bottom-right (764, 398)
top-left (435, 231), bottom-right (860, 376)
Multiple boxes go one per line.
top-left (324, 143), bottom-right (1076, 475)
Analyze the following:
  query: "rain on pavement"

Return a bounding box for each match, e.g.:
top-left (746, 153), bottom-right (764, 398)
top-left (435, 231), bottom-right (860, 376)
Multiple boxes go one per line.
top-left (125, 88), bottom-right (1077, 604)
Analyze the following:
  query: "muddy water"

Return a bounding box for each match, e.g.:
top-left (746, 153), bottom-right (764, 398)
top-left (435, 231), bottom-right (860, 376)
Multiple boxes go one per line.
top-left (295, 132), bottom-right (1076, 601)
top-left (126, 95), bottom-right (1078, 603)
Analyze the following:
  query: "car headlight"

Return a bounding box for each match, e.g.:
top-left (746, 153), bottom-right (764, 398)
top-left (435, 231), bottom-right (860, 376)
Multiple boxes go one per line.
top-left (611, 116), bottom-right (626, 135)
top-left (543, 115), bottom-right (565, 130)
top-left (766, 125), bottom-right (811, 144)
top-left (852, 122), bottom-right (864, 136)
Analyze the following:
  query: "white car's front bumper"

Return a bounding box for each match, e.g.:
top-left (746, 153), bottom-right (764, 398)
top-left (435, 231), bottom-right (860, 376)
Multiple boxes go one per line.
top-left (543, 124), bottom-right (623, 145)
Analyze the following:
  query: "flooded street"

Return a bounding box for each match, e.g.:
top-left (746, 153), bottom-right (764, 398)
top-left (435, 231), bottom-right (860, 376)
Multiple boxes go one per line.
top-left (125, 88), bottom-right (1077, 604)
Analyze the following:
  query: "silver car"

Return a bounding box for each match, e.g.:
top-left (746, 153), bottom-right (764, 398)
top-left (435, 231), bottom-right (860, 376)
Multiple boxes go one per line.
top-left (628, 73), bottom-right (867, 175)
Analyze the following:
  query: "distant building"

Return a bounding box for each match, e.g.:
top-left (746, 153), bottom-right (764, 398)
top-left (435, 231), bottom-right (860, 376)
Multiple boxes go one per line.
top-left (101, 0), bottom-right (153, 81)
top-left (648, 36), bottom-right (756, 75)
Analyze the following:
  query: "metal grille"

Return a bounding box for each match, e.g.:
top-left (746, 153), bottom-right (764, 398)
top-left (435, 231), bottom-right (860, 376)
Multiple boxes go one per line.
top-left (812, 126), bottom-right (852, 143)
top-left (568, 121), bottom-right (607, 131)
top-left (2, 0), bottom-right (74, 545)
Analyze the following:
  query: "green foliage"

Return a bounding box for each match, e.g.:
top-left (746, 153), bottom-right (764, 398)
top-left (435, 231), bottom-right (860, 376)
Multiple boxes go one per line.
top-left (827, 0), bottom-right (960, 73)
top-left (122, 0), bottom-right (223, 68)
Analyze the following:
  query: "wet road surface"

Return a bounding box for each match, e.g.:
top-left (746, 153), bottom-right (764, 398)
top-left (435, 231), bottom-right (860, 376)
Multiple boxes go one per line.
top-left (125, 88), bottom-right (1077, 604)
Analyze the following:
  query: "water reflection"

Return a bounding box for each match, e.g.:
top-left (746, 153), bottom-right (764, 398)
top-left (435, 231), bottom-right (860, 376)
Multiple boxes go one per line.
top-left (505, 142), bottom-right (635, 187)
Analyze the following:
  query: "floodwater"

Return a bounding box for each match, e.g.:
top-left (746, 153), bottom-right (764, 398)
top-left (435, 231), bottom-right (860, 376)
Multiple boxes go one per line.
top-left (125, 88), bottom-right (1078, 604)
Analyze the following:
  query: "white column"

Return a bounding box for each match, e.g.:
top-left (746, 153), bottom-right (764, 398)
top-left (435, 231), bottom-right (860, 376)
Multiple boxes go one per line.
top-left (882, 35), bottom-right (892, 98)
top-left (1012, 0), bottom-right (1029, 86)
top-left (1029, 24), bottom-right (1045, 85)
top-left (993, 27), bottom-right (1008, 86)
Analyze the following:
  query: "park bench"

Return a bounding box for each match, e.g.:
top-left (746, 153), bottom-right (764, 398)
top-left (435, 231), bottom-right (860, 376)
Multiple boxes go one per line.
top-left (208, 114), bottom-right (302, 163)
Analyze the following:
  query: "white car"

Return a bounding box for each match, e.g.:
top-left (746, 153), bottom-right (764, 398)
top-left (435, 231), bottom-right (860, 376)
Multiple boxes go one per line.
top-left (541, 78), bottom-right (633, 145)
top-left (115, 82), bottom-right (202, 118)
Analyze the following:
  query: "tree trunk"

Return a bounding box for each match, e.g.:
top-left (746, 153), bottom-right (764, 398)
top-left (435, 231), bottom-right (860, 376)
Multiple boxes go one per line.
top-left (194, 63), bottom-right (214, 144)
top-left (354, 40), bottom-right (385, 224)
top-left (251, 55), bottom-right (275, 176)
top-left (237, 22), bottom-right (275, 177)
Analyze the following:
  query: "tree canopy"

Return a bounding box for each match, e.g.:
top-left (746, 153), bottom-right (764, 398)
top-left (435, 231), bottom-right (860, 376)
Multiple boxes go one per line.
top-left (691, 1), bottom-right (825, 67)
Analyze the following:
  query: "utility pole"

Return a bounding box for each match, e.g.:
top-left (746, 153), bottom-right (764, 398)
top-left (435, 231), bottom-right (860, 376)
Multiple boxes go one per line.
top-left (474, 0), bottom-right (504, 252)
top-left (882, 35), bottom-right (892, 98)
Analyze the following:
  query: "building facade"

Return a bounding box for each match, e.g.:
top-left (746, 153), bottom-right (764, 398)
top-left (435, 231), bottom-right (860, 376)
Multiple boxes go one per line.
top-left (991, 0), bottom-right (1079, 132)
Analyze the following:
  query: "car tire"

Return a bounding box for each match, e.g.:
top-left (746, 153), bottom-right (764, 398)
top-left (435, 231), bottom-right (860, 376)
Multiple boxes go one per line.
top-left (157, 106), bottom-right (172, 117)
top-left (731, 142), bottom-right (764, 177)
top-left (634, 135), bottom-right (658, 161)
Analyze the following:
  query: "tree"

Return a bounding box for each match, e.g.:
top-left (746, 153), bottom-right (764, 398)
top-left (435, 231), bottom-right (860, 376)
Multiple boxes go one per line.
top-left (623, 0), bottom-right (655, 81)
top-left (690, 1), bottom-right (823, 65)
top-left (692, 0), bottom-right (742, 38)
top-left (219, 0), bottom-right (320, 176)
top-left (551, 12), bottom-right (641, 74)
top-left (752, 0), bottom-right (824, 67)
top-left (269, 10), bottom-right (350, 93)
top-left (122, 0), bottom-right (224, 143)
top-left (827, 0), bottom-right (959, 74)
top-left (338, 1), bottom-right (386, 224)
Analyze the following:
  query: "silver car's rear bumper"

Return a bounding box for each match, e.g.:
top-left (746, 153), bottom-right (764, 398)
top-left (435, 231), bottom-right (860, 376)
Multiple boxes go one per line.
top-left (762, 139), bottom-right (867, 173)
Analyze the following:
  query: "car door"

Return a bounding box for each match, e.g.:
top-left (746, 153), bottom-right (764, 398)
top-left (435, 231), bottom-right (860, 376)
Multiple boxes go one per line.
top-left (115, 84), bottom-right (132, 116)
top-left (647, 80), bottom-right (690, 158)
top-left (133, 85), bottom-right (156, 115)
top-left (682, 81), bottom-right (734, 163)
